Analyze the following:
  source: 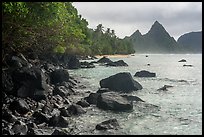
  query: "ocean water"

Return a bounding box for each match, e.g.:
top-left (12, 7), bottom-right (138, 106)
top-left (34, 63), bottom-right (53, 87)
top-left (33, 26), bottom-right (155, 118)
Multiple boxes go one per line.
top-left (69, 54), bottom-right (202, 135)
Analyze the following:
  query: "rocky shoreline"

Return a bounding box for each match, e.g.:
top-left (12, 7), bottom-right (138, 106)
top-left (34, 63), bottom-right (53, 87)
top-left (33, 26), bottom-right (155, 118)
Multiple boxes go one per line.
top-left (2, 53), bottom-right (160, 135)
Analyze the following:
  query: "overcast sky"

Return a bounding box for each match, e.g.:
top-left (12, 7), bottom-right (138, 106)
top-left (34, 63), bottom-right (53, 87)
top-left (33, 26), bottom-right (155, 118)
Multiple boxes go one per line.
top-left (72, 2), bottom-right (202, 40)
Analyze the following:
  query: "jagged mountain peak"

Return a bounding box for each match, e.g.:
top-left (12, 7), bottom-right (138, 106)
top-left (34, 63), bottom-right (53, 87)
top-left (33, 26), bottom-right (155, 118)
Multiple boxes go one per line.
top-left (132, 29), bottom-right (142, 36)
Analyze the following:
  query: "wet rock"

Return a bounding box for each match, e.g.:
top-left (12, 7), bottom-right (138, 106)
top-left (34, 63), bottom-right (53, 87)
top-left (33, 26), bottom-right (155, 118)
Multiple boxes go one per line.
top-left (96, 118), bottom-right (120, 130)
top-left (9, 99), bottom-right (30, 115)
top-left (80, 61), bottom-right (95, 68)
top-left (49, 115), bottom-right (69, 128)
top-left (134, 70), bottom-right (156, 77)
top-left (121, 95), bottom-right (144, 102)
top-left (96, 92), bottom-right (133, 111)
top-left (51, 129), bottom-right (70, 135)
top-left (106, 60), bottom-right (128, 67)
top-left (178, 59), bottom-right (187, 62)
top-left (76, 100), bottom-right (90, 107)
top-left (49, 69), bottom-right (69, 85)
top-left (97, 56), bottom-right (113, 64)
top-left (100, 72), bottom-right (143, 92)
top-left (84, 93), bottom-right (100, 105)
top-left (67, 104), bottom-right (86, 115)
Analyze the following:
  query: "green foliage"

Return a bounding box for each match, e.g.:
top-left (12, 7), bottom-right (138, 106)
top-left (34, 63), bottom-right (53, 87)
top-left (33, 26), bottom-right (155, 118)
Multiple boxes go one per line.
top-left (89, 24), bottom-right (135, 55)
top-left (2, 2), bottom-right (134, 63)
top-left (53, 45), bottom-right (66, 54)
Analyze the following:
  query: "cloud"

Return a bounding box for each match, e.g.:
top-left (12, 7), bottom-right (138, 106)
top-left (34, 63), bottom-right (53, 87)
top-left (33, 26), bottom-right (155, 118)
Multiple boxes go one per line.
top-left (73, 2), bottom-right (202, 39)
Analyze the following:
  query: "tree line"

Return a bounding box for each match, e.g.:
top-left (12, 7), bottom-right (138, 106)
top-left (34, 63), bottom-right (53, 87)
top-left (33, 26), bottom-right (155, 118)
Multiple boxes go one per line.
top-left (2, 2), bottom-right (135, 62)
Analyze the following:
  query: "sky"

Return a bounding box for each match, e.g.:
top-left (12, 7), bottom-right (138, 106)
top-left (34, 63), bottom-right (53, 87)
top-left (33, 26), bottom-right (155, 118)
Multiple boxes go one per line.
top-left (72, 2), bottom-right (202, 40)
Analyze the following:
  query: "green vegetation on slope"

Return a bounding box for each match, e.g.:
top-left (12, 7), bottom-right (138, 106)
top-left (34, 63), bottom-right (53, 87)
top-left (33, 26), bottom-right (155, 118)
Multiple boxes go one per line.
top-left (2, 2), bottom-right (135, 63)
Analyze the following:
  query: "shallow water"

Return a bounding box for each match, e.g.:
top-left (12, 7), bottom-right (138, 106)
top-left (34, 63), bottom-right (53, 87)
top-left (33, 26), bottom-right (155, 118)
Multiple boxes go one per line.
top-left (69, 54), bottom-right (202, 135)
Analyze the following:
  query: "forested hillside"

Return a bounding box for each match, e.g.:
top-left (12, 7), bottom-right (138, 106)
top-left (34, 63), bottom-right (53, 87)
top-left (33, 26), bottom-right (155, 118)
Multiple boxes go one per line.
top-left (2, 2), bottom-right (134, 64)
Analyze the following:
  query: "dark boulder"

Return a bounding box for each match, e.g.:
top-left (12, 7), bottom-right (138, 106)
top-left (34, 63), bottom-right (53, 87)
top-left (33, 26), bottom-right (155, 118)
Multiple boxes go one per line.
top-left (97, 56), bottom-right (113, 64)
top-left (100, 72), bottom-right (143, 92)
top-left (67, 104), bottom-right (86, 115)
top-left (12, 67), bottom-right (49, 100)
top-left (84, 93), bottom-right (100, 105)
top-left (96, 92), bottom-right (133, 111)
top-left (96, 118), bottom-right (120, 130)
top-left (134, 70), bottom-right (156, 77)
top-left (9, 99), bottom-right (30, 115)
top-left (66, 55), bottom-right (81, 69)
top-left (49, 115), bottom-right (69, 128)
top-left (178, 59), bottom-right (187, 62)
top-left (76, 100), bottom-right (90, 107)
top-left (33, 111), bottom-right (50, 124)
top-left (80, 61), bottom-right (95, 68)
top-left (106, 60), bottom-right (128, 67)
top-left (49, 69), bottom-right (69, 85)
top-left (59, 108), bottom-right (70, 117)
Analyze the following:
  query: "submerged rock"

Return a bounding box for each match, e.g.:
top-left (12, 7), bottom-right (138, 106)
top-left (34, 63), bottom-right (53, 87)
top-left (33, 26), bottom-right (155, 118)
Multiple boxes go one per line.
top-left (157, 85), bottom-right (173, 91)
top-left (100, 72), bottom-right (142, 92)
top-left (96, 118), bottom-right (120, 130)
top-left (134, 70), bottom-right (156, 77)
top-left (96, 92), bottom-right (133, 111)
top-left (183, 64), bottom-right (193, 67)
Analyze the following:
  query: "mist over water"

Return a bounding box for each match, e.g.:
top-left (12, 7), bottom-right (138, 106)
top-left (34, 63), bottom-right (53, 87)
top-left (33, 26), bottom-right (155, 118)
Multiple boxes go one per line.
top-left (69, 54), bottom-right (202, 135)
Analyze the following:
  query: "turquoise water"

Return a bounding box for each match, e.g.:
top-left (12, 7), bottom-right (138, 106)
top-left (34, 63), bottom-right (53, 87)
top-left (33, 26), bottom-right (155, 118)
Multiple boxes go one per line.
top-left (69, 54), bottom-right (202, 135)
